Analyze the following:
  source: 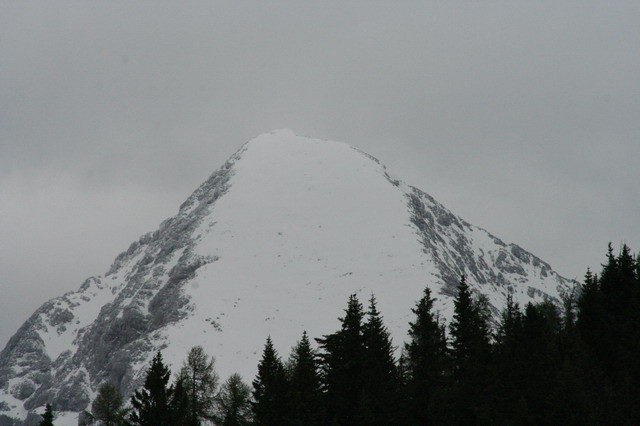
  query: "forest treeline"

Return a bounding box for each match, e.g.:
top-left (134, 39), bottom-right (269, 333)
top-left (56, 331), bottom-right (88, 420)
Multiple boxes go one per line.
top-left (41, 243), bottom-right (640, 425)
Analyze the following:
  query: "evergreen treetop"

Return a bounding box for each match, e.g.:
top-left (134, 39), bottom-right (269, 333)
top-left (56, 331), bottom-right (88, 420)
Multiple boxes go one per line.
top-left (130, 351), bottom-right (174, 426)
top-left (449, 275), bottom-right (491, 372)
top-left (252, 336), bottom-right (288, 425)
top-left (316, 294), bottom-right (366, 425)
top-left (358, 294), bottom-right (400, 425)
top-left (404, 287), bottom-right (449, 425)
top-left (39, 403), bottom-right (54, 426)
top-left (286, 331), bottom-right (322, 425)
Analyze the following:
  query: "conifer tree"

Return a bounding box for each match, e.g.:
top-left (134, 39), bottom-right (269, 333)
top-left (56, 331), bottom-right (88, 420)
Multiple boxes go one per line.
top-left (594, 244), bottom-right (640, 422)
top-left (577, 269), bottom-right (603, 354)
top-left (491, 295), bottom-right (531, 424)
top-left (39, 403), bottom-right (54, 426)
top-left (130, 352), bottom-right (173, 426)
top-left (404, 287), bottom-right (449, 424)
top-left (357, 294), bottom-right (399, 425)
top-left (286, 331), bottom-right (322, 425)
top-left (215, 374), bottom-right (253, 426)
top-left (550, 291), bottom-right (596, 425)
top-left (450, 276), bottom-right (491, 373)
top-left (179, 346), bottom-right (219, 425)
top-left (169, 376), bottom-right (190, 426)
top-left (448, 275), bottom-right (492, 423)
top-left (519, 301), bottom-right (561, 423)
top-left (494, 294), bottom-right (523, 354)
top-left (611, 245), bottom-right (638, 365)
top-left (599, 243), bottom-right (620, 317)
top-left (252, 336), bottom-right (288, 425)
top-left (316, 294), bottom-right (366, 425)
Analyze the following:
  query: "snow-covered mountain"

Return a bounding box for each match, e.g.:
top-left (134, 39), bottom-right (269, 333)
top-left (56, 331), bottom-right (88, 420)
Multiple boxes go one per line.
top-left (0, 130), bottom-right (572, 425)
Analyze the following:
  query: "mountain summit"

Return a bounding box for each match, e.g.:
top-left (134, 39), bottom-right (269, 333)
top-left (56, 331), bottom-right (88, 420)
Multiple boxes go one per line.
top-left (0, 130), bottom-right (572, 424)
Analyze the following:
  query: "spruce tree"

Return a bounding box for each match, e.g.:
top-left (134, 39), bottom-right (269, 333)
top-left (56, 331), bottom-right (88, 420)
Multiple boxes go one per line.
top-left (577, 269), bottom-right (603, 355)
top-left (450, 276), bottom-right (491, 373)
top-left (594, 244), bottom-right (640, 422)
top-left (448, 275), bottom-right (492, 423)
top-left (252, 336), bottom-right (288, 425)
top-left (316, 294), bottom-right (366, 425)
top-left (286, 331), bottom-right (322, 425)
top-left (550, 290), bottom-right (597, 425)
top-left (357, 294), bottom-right (399, 425)
top-left (519, 301), bottom-right (561, 423)
top-left (179, 346), bottom-right (219, 425)
top-left (611, 245), bottom-right (638, 367)
top-left (494, 294), bottom-right (523, 355)
top-left (492, 295), bottom-right (530, 424)
top-left (39, 403), bottom-right (54, 426)
top-left (599, 243), bottom-right (620, 318)
top-left (130, 352), bottom-right (173, 426)
top-left (215, 374), bottom-right (253, 426)
top-left (404, 287), bottom-right (449, 424)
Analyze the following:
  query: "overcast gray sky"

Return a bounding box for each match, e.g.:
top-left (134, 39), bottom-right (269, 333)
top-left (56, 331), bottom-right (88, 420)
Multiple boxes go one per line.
top-left (1, 1), bottom-right (638, 348)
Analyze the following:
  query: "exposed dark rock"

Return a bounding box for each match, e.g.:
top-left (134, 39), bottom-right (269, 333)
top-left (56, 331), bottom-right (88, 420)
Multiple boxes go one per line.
top-left (22, 412), bottom-right (42, 426)
top-left (407, 187), bottom-right (569, 313)
top-left (0, 415), bottom-right (19, 426)
top-left (10, 380), bottom-right (35, 400)
top-left (48, 308), bottom-right (74, 328)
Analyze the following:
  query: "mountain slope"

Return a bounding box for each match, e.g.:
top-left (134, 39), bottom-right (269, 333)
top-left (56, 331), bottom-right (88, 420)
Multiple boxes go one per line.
top-left (0, 130), bottom-right (572, 425)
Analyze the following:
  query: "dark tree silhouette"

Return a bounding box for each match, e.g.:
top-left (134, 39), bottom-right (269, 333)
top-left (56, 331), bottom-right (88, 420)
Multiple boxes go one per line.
top-left (316, 294), bottom-right (366, 425)
top-left (404, 287), bottom-right (449, 424)
top-left (130, 352), bottom-right (174, 426)
top-left (252, 336), bottom-right (288, 425)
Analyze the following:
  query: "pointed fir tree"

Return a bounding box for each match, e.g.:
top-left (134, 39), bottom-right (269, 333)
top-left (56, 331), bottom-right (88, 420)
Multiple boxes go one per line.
top-left (610, 245), bottom-right (638, 366)
top-left (548, 291), bottom-right (596, 426)
top-left (286, 331), bottom-right (322, 425)
top-left (594, 244), bottom-right (640, 421)
top-left (130, 352), bottom-right (174, 426)
top-left (39, 403), bottom-right (54, 426)
top-left (518, 301), bottom-right (562, 423)
top-left (356, 294), bottom-right (400, 425)
top-left (599, 243), bottom-right (620, 314)
top-left (577, 269), bottom-right (603, 354)
top-left (491, 295), bottom-right (531, 424)
top-left (179, 346), bottom-right (219, 425)
top-left (404, 287), bottom-right (449, 424)
top-left (214, 373), bottom-right (253, 426)
top-left (449, 275), bottom-right (491, 374)
top-left (617, 245), bottom-right (636, 297)
top-left (252, 336), bottom-right (289, 425)
top-left (448, 275), bottom-right (493, 423)
top-left (316, 293), bottom-right (366, 425)
top-left (494, 294), bottom-right (523, 355)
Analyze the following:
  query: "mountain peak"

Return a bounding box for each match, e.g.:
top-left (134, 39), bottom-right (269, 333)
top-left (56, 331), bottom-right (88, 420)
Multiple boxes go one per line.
top-left (245, 129), bottom-right (308, 150)
top-left (0, 132), bottom-right (573, 425)
top-left (267, 128), bottom-right (297, 137)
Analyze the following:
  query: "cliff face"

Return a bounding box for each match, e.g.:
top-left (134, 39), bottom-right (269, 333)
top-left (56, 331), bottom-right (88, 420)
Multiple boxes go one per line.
top-left (0, 130), bottom-right (572, 425)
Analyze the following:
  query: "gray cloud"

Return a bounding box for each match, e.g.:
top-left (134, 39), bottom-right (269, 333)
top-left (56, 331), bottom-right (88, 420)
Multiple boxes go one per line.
top-left (1, 1), bottom-right (639, 347)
